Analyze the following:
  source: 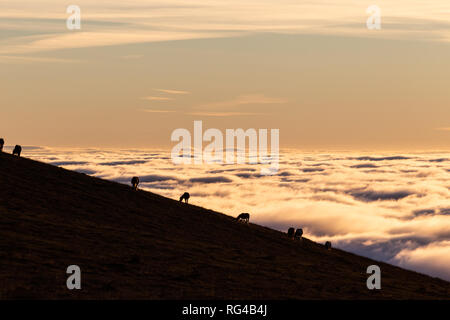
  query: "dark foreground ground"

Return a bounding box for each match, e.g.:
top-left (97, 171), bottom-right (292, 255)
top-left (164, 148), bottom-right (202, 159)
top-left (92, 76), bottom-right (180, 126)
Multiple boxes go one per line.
top-left (0, 152), bottom-right (449, 299)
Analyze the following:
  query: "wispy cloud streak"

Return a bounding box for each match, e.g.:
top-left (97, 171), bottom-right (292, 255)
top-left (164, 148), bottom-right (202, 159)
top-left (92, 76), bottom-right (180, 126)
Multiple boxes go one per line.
top-left (1, 0), bottom-right (450, 56)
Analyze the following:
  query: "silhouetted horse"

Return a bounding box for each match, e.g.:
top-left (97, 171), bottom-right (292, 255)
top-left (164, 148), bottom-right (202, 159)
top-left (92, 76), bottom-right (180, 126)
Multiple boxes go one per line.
top-left (12, 145), bottom-right (22, 157)
top-left (131, 177), bottom-right (140, 191)
top-left (295, 228), bottom-right (303, 239)
top-left (287, 227), bottom-right (295, 239)
top-left (236, 213), bottom-right (250, 223)
top-left (0, 138), bottom-right (4, 152)
top-left (180, 192), bottom-right (190, 203)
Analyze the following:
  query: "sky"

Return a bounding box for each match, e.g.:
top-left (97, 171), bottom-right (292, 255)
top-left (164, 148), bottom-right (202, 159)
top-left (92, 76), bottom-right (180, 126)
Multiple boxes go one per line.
top-left (1, 0), bottom-right (450, 149)
top-left (17, 146), bottom-right (450, 282)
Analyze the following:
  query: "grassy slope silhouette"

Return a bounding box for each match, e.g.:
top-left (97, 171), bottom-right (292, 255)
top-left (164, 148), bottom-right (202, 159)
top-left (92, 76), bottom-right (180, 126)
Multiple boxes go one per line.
top-left (0, 152), bottom-right (449, 299)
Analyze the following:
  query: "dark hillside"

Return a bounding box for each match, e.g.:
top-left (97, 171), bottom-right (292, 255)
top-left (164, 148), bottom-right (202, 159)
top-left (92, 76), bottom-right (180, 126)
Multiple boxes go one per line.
top-left (0, 152), bottom-right (449, 299)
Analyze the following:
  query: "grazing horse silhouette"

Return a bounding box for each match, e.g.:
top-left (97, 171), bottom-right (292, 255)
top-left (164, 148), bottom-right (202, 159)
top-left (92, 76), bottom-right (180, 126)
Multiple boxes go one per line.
top-left (180, 192), bottom-right (190, 203)
top-left (287, 227), bottom-right (295, 239)
top-left (131, 177), bottom-right (140, 191)
top-left (12, 145), bottom-right (22, 157)
top-left (0, 138), bottom-right (4, 152)
top-left (236, 213), bottom-right (250, 223)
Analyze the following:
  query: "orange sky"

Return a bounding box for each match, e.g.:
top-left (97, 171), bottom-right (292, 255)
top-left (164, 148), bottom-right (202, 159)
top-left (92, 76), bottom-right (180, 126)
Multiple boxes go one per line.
top-left (1, 0), bottom-right (450, 150)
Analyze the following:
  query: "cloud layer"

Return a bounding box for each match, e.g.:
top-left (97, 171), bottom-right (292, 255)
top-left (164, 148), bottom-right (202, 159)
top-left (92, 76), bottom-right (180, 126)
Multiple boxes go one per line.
top-left (22, 147), bottom-right (450, 281)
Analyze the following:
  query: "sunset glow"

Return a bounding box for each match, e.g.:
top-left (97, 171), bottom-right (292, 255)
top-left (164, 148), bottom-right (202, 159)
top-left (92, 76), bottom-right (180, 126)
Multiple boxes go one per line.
top-left (1, 0), bottom-right (450, 292)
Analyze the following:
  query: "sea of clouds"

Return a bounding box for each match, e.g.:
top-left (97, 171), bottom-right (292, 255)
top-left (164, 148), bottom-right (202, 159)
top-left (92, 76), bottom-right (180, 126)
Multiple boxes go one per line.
top-left (16, 146), bottom-right (450, 281)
